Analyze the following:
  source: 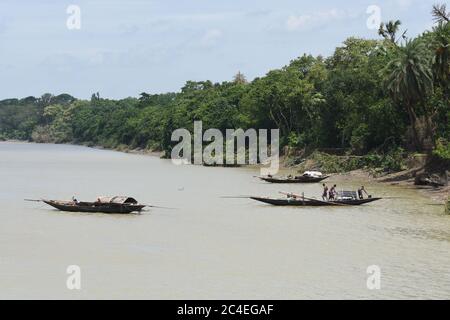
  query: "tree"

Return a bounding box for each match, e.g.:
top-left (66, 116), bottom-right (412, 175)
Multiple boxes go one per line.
top-left (323, 38), bottom-right (403, 151)
top-left (378, 20), bottom-right (406, 44)
top-left (38, 93), bottom-right (54, 108)
top-left (233, 71), bottom-right (247, 84)
top-left (90, 92), bottom-right (101, 101)
top-left (430, 21), bottom-right (450, 91)
top-left (384, 39), bottom-right (434, 150)
top-left (432, 4), bottom-right (449, 23)
top-left (240, 58), bottom-right (324, 147)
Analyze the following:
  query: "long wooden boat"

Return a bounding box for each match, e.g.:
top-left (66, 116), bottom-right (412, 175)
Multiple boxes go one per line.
top-left (250, 196), bottom-right (382, 207)
top-left (258, 175), bottom-right (329, 184)
top-left (42, 196), bottom-right (146, 214)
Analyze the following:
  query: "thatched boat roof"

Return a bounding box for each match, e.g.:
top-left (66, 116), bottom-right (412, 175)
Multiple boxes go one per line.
top-left (96, 196), bottom-right (138, 204)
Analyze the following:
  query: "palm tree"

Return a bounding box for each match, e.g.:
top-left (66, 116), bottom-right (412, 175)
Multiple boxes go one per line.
top-left (378, 20), bottom-right (406, 44)
top-left (384, 39), bottom-right (434, 150)
top-left (430, 21), bottom-right (450, 91)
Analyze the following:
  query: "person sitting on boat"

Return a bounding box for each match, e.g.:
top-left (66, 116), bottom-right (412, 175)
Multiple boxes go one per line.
top-left (322, 184), bottom-right (329, 201)
top-left (286, 193), bottom-right (296, 202)
top-left (71, 196), bottom-right (78, 204)
top-left (287, 174), bottom-right (293, 180)
top-left (358, 186), bottom-right (369, 200)
top-left (329, 185), bottom-right (337, 200)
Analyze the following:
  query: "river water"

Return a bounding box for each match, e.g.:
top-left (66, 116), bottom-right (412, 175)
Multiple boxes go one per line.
top-left (0, 141), bottom-right (449, 299)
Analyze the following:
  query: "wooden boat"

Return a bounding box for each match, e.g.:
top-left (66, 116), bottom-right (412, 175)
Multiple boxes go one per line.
top-left (42, 196), bottom-right (146, 214)
top-left (203, 162), bottom-right (241, 168)
top-left (251, 191), bottom-right (381, 207)
top-left (251, 196), bottom-right (381, 207)
top-left (258, 175), bottom-right (329, 184)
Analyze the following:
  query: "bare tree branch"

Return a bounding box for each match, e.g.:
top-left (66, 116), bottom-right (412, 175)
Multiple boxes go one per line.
top-left (432, 4), bottom-right (449, 23)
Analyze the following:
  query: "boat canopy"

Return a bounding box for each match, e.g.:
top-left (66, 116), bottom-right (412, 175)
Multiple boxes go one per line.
top-left (97, 196), bottom-right (138, 204)
top-left (303, 171), bottom-right (323, 177)
top-left (337, 191), bottom-right (358, 200)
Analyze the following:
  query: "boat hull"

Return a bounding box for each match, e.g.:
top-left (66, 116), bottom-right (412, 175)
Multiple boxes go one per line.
top-left (43, 200), bottom-right (145, 214)
top-left (259, 176), bottom-right (329, 184)
top-left (250, 197), bottom-right (382, 207)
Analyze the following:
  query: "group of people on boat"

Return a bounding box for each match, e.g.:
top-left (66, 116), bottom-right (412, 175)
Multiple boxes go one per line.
top-left (321, 184), bottom-right (369, 201)
top-left (322, 184), bottom-right (336, 201)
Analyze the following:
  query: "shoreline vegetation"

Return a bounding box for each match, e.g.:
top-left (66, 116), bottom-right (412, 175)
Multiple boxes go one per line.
top-left (0, 5), bottom-right (448, 206)
top-left (1, 139), bottom-right (448, 205)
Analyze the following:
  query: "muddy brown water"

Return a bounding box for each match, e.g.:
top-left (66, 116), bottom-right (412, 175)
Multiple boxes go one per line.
top-left (0, 142), bottom-right (449, 299)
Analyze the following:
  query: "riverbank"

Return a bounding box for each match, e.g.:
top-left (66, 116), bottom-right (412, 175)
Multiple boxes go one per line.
top-left (298, 169), bottom-right (448, 204)
top-left (2, 140), bottom-right (448, 205)
top-left (279, 151), bottom-right (449, 204)
top-left (90, 143), bottom-right (164, 158)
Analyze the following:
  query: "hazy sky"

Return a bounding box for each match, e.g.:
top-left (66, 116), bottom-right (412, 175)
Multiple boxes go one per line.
top-left (0, 0), bottom-right (441, 99)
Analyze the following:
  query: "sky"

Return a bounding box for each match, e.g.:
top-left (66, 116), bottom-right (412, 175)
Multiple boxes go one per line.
top-left (0, 0), bottom-right (443, 99)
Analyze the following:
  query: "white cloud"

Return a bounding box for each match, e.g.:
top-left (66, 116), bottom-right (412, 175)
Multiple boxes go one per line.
top-left (286, 9), bottom-right (351, 31)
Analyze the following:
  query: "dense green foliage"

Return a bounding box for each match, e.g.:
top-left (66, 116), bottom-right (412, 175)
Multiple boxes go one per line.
top-left (0, 5), bottom-right (449, 170)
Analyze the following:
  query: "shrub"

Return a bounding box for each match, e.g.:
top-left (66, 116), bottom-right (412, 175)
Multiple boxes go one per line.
top-left (304, 149), bottom-right (406, 174)
top-left (433, 138), bottom-right (450, 161)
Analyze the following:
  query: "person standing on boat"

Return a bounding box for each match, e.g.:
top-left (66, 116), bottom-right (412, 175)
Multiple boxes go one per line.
top-left (358, 186), bottom-right (369, 199)
top-left (71, 196), bottom-right (78, 204)
top-left (329, 185), bottom-right (337, 200)
top-left (322, 184), bottom-right (329, 201)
